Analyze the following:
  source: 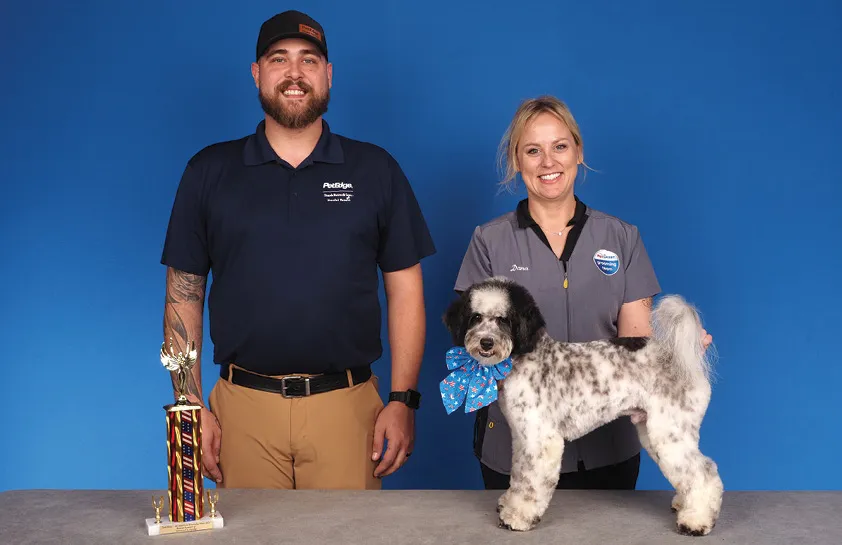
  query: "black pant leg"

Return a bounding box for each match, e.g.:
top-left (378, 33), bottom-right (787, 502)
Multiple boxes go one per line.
top-left (556, 454), bottom-right (641, 490)
top-left (480, 462), bottom-right (511, 490)
top-left (480, 454), bottom-right (640, 491)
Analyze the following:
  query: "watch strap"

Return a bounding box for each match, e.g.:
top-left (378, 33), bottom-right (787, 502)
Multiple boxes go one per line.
top-left (389, 389), bottom-right (421, 409)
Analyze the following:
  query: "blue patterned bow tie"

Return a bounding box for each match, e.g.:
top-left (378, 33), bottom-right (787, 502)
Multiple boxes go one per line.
top-left (440, 346), bottom-right (513, 414)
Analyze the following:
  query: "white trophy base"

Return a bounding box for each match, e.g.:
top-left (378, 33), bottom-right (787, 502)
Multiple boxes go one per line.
top-left (146, 512), bottom-right (224, 536)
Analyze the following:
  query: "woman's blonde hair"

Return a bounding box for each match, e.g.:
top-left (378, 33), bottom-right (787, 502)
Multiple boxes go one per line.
top-left (497, 95), bottom-right (590, 193)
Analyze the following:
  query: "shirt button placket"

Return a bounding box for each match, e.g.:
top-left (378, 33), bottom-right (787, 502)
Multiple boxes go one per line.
top-left (289, 170), bottom-right (297, 223)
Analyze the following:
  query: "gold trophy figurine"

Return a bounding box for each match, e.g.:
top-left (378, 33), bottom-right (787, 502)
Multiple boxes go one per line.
top-left (161, 338), bottom-right (198, 405)
top-left (146, 338), bottom-right (224, 537)
top-left (152, 496), bottom-right (164, 524)
top-left (207, 490), bottom-right (219, 518)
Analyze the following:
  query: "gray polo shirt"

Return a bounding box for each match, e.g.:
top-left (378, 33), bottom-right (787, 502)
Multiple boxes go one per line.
top-left (453, 197), bottom-right (661, 474)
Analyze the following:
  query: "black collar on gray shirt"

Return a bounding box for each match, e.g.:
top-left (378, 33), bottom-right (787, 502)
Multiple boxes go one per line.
top-left (515, 196), bottom-right (589, 263)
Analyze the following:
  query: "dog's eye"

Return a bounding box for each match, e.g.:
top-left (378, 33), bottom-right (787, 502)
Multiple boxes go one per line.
top-left (496, 316), bottom-right (511, 327)
top-left (470, 313), bottom-right (482, 325)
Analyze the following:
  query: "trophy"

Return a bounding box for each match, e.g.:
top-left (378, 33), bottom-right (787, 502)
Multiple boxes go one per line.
top-left (152, 496), bottom-right (164, 524)
top-left (146, 338), bottom-right (224, 536)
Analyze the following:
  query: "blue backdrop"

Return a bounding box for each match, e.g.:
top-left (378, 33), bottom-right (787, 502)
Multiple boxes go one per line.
top-left (2, 0), bottom-right (840, 492)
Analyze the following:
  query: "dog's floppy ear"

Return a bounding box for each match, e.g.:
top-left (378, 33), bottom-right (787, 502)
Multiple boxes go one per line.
top-left (509, 284), bottom-right (546, 355)
top-left (443, 290), bottom-right (470, 346)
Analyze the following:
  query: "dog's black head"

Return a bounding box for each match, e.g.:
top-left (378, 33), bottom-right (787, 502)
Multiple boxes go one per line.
top-left (443, 277), bottom-right (546, 364)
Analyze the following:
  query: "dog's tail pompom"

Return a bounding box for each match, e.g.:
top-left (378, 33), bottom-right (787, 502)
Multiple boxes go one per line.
top-left (651, 295), bottom-right (714, 384)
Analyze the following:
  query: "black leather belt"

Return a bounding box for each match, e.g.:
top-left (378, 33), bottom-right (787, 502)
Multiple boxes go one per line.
top-left (227, 366), bottom-right (371, 398)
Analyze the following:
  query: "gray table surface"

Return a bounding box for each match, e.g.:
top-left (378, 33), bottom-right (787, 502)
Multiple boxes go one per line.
top-left (0, 489), bottom-right (839, 544)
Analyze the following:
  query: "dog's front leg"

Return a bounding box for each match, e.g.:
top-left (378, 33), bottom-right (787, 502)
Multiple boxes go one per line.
top-left (498, 431), bottom-right (563, 531)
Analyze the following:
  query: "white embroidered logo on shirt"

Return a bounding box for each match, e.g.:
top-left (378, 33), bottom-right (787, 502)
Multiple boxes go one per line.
top-left (510, 264), bottom-right (529, 272)
top-left (322, 181), bottom-right (354, 202)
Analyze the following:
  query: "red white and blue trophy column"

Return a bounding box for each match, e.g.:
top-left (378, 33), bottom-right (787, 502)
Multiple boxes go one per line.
top-left (146, 339), bottom-right (223, 536)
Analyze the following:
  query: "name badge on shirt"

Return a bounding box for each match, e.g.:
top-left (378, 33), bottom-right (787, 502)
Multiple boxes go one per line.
top-left (593, 249), bottom-right (620, 276)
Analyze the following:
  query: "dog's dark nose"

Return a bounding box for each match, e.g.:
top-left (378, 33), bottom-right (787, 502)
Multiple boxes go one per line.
top-left (480, 338), bottom-right (494, 351)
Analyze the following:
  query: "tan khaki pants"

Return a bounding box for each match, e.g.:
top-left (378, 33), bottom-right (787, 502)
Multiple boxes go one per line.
top-left (207, 365), bottom-right (384, 490)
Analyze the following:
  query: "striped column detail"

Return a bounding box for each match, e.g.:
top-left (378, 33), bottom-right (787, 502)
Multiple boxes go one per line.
top-left (166, 408), bottom-right (205, 522)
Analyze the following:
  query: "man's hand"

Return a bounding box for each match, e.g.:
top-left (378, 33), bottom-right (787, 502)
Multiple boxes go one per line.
top-left (201, 408), bottom-right (223, 483)
top-left (371, 402), bottom-right (414, 478)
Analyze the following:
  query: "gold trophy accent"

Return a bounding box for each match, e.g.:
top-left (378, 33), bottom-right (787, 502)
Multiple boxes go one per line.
top-left (152, 496), bottom-right (164, 524)
top-left (147, 337), bottom-right (224, 537)
top-left (207, 490), bottom-right (219, 518)
top-left (161, 338), bottom-right (199, 405)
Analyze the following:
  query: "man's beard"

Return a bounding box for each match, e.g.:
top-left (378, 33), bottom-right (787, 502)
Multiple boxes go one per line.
top-left (259, 80), bottom-right (329, 130)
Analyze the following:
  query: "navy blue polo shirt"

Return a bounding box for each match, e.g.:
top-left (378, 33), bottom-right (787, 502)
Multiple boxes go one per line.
top-left (161, 120), bottom-right (436, 376)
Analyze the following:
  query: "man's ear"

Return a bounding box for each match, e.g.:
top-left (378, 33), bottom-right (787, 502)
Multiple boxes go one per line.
top-left (443, 292), bottom-right (468, 346)
top-left (251, 62), bottom-right (260, 89)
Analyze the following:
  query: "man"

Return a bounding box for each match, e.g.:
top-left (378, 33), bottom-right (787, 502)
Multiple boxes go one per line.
top-left (160, 10), bottom-right (435, 490)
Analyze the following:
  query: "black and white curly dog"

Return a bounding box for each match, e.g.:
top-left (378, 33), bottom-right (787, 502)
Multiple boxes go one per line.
top-left (444, 277), bottom-right (723, 536)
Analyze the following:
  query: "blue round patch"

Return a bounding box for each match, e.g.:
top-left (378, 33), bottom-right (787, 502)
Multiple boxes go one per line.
top-left (593, 249), bottom-right (620, 276)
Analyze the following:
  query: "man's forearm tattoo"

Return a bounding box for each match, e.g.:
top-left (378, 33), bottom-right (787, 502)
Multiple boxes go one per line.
top-left (164, 268), bottom-right (207, 402)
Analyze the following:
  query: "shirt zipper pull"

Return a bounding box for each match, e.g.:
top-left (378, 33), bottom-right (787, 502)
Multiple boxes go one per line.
top-left (562, 261), bottom-right (569, 289)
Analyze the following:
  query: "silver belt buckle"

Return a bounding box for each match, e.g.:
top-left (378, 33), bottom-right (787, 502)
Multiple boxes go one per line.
top-left (280, 375), bottom-right (310, 398)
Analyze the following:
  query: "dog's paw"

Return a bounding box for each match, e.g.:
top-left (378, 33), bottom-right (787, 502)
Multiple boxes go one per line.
top-left (677, 523), bottom-right (713, 536)
top-left (676, 511), bottom-right (715, 536)
top-left (497, 505), bottom-right (540, 532)
top-left (497, 518), bottom-right (512, 530)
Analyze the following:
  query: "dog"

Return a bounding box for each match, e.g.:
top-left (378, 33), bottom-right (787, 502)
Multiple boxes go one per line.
top-left (444, 277), bottom-right (723, 536)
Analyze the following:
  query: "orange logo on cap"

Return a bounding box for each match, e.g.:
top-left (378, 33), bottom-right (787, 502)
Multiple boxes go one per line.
top-left (299, 24), bottom-right (322, 42)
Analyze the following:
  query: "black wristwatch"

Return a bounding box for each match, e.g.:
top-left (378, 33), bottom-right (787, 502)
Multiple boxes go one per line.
top-left (389, 389), bottom-right (421, 409)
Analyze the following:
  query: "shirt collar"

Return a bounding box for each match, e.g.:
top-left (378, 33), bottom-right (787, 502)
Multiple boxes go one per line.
top-left (516, 196), bottom-right (587, 229)
top-left (243, 119), bottom-right (345, 167)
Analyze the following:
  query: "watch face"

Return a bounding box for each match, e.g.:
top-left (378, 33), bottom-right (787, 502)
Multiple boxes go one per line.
top-left (408, 390), bottom-right (421, 408)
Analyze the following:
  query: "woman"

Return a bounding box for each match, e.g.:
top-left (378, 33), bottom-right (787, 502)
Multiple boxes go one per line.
top-left (453, 95), bottom-right (710, 490)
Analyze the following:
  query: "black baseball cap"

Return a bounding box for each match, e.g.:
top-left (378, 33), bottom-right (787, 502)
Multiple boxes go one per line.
top-left (255, 10), bottom-right (328, 61)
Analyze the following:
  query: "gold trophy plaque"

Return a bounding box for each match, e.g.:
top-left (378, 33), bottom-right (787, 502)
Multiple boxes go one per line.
top-left (146, 339), bottom-right (224, 536)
